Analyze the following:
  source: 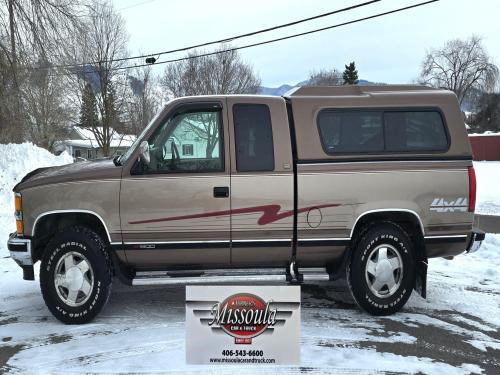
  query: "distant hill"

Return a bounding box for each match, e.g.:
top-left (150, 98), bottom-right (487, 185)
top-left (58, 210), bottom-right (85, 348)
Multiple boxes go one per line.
top-left (257, 79), bottom-right (382, 96)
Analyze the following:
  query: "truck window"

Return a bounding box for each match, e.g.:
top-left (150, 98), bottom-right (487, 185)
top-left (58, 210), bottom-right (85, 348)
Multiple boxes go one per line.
top-left (144, 109), bottom-right (224, 173)
top-left (317, 111), bottom-right (384, 153)
top-left (384, 111), bottom-right (448, 151)
top-left (317, 109), bottom-right (449, 154)
top-left (233, 104), bottom-right (275, 171)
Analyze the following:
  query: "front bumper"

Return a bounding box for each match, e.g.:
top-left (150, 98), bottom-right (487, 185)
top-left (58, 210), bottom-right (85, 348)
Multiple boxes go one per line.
top-left (7, 232), bottom-right (33, 266)
top-left (465, 229), bottom-right (485, 254)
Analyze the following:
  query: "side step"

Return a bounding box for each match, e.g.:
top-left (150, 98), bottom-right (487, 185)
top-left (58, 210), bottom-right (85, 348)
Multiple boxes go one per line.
top-left (132, 267), bottom-right (329, 286)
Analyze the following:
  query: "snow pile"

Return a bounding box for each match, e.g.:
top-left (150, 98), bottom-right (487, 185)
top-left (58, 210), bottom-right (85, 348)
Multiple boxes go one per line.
top-left (0, 143), bottom-right (73, 242)
top-left (474, 161), bottom-right (500, 215)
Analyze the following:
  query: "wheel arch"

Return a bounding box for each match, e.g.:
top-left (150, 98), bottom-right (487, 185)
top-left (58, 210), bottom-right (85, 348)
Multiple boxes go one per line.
top-left (31, 210), bottom-right (112, 262)
top-left (350, 209), bottom-right (425, 240)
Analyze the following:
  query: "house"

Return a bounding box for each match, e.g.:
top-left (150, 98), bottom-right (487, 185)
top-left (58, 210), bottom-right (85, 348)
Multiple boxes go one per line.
top-left (55, 127), bottom-right (136, 161)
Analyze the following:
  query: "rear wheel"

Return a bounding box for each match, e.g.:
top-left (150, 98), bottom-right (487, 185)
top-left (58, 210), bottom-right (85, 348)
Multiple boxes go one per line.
top-left (347, 222), bottom-right (415, 315)
top-left (40, 226), bottom-right (112, 324)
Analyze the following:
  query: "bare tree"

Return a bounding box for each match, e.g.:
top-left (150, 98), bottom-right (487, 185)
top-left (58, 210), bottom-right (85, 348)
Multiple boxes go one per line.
top-left (22, 63), bottom-right (71, 151)
top-left (124, 66), bottom-right (160, 136)
top-left (161, 45), bottom-right (261, 97)
top-left (0, 0), bottom-right (86, 142)
top-left (74, 0), bottom-right (128, 156)
top-left (308, 68), bottom-right (343, 86)
top-left (420, 36), bottom-right (499, 105)
top-left (161, 45), bottom-right (260, 156)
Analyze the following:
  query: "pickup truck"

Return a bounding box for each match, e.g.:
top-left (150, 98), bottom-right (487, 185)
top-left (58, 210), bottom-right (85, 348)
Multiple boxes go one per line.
top-left (7, 85), bottom-right (484, 324)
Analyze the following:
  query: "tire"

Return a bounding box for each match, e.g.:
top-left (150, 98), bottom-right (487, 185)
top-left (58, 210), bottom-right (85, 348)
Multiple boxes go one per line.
top-left (347, 222), bottom-right (415, 315)
top-left (40, 226), bottom-right (112, 324)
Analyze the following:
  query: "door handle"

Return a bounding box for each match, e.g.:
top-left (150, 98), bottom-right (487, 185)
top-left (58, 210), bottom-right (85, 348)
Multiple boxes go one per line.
top-left (213, 186), bottom-right (229, 198)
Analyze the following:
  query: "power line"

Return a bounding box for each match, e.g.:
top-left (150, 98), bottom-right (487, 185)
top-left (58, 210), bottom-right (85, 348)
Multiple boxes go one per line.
top-left (52, 0), bottom-right (439, 77)
top-left (118, 0), bottom-right (160, 11)
top-left (110, 0), bottom-right (440, 72)
top-left (42, 0), bottom-right (382, 70)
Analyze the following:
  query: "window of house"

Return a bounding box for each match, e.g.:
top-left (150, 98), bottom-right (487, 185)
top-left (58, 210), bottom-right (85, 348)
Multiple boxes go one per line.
top-left (233, 104), bottom-right (274, 172)
top-left (87, 149), bottom-right (93, 159)
top-left (182, 144), bottom-right (194, 156)
top-left (74, 149), bottom-right (81, 158)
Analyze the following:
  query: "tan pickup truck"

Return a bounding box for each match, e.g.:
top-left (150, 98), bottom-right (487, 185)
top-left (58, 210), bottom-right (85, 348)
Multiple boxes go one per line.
top-left (8, 85), bottom-right (484, 324)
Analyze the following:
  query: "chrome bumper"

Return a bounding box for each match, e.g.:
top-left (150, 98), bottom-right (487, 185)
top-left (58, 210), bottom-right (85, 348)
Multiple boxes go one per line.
top-left (7, 232), bottom-right (33, 266)
top-left (465, 229), bottom-right (485, 254)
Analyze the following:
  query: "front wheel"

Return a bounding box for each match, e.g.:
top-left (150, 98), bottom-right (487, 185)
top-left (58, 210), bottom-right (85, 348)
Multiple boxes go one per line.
top-left (40, 226), bottom-right (112, 324)
top-left (347, 222), bottom-right (415, 315)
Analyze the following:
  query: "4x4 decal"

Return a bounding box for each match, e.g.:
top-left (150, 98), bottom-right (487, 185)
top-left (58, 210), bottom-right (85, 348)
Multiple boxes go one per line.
top-left (129, 203), bottom-right (341, 225)
top-left (430, 197), bottom-right (468, 212)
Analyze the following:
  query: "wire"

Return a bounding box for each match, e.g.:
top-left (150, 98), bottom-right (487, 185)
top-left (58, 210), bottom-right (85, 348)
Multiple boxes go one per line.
top-left (40, 0), bottom-right (382, 70)
top-left (118, 0), bottom-right (160, 11)
top-left (52, 0), bottom-right (439, 76)
top-left (110, 0), bottom-right (440, 72)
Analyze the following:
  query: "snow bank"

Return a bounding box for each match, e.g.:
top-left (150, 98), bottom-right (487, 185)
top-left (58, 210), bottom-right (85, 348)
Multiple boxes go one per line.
top-left (474, 161), bottom-right (500, 215)
top-left (0, 143), bottom-right (73, 240)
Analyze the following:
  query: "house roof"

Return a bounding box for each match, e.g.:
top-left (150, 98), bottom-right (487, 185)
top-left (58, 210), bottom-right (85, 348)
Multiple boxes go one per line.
top-left (66, 126), bottom-right (136, 148)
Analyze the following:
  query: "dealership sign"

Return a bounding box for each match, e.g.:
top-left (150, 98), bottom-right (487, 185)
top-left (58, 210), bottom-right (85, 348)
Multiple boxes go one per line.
top-left (186, 285), bottom-right (300, 365)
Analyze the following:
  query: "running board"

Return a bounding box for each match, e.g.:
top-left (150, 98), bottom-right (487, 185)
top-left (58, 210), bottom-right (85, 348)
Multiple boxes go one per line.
top-left (132, 267), bottom-right (329, 286)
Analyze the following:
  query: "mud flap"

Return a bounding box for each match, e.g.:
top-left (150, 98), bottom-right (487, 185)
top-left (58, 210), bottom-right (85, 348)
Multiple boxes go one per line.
top-left (110, 250), bottom-right (134, 286)
top-left (414, 259), bottom-right (427, 299)
top-left (22, 265), bottom-right (35, 281)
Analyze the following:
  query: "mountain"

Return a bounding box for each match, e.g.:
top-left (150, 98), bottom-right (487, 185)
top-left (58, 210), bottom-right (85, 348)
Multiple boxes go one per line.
top-left (257, 79), bottom-right (382, 96)
top-left (257, 84), bottom-right (295, 96)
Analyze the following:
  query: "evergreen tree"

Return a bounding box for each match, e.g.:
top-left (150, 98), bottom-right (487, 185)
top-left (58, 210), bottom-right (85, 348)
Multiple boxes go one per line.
top-left (79, 83), bottom-right (99, 129)
top-left (343, 62), bottom-right (359, 85)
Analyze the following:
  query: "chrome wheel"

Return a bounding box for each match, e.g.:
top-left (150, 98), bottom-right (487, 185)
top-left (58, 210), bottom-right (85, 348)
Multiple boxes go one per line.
top-left (54, 251), bottom-right (94, 307)
top-left (365, 244), bottom-right (403, 298)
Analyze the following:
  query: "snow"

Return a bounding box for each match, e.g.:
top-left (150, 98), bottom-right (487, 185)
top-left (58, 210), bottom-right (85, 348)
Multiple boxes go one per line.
top-left (71, 126), bottom-right (136, 147)
top-left (0, 143), bottom-right (73, 238)
top-left (474, 161), bottom-right (500, 215)
top-left (468, 131), bottom-right (500, 137)
top-left (0, 143), bottom-right (499, 374)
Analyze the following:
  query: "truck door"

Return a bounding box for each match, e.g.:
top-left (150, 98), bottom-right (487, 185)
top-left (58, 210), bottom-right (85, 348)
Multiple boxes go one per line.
top-left (227, 97), bottom-right (294, 266)
top-left (120, 100), bottom-right (231, 268)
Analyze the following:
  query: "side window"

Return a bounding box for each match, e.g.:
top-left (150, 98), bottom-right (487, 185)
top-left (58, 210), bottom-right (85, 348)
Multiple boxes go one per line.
top-left (144, 108), bottom-right (224, 173)
top-left (385, 111), bottom-right (448, 151)
top-left (317, 109), bottom-right (449, 154)
top-left (233, 104), bottom-right (275, 172)
top-left (317, 111), bottom-right (384, 153)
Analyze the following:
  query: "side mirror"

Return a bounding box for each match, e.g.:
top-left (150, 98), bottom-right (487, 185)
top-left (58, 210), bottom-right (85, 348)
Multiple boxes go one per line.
top-left (138, 141), bottom-right (150, 165)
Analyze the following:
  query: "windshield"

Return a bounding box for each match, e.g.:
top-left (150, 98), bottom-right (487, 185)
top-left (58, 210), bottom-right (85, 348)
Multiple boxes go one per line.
top-left (119, 106), bottom-right (166, 164)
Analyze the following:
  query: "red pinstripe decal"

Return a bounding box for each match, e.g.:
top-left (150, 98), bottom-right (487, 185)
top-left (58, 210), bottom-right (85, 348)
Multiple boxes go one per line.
top-left (129, 203), bottom-right (341, 225)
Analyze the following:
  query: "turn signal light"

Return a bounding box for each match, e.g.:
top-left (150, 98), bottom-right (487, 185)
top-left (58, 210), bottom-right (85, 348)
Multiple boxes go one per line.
top-left (16, 220), bottom-right (24, 235)
top-left (15, 194), bottom-right (22, 211)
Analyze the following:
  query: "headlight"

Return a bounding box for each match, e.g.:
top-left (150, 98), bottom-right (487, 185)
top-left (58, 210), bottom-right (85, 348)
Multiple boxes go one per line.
top-left (14, 193), bottom-right (23, 235)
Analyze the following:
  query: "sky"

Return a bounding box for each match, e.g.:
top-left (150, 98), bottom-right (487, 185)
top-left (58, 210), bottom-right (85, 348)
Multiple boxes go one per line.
top-left (112, 0), bottom-right (500, 88)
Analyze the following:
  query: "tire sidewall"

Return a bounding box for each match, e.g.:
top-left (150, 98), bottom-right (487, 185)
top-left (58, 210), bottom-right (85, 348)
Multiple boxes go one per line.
top-left (349, 224), bottom-right (415, 315)
top-left (40, 229), bottom-right (110, 324)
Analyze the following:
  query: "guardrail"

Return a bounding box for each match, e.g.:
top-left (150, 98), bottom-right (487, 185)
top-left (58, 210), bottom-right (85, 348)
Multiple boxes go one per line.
top-left (474, 214), bottom-right (500, 234)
